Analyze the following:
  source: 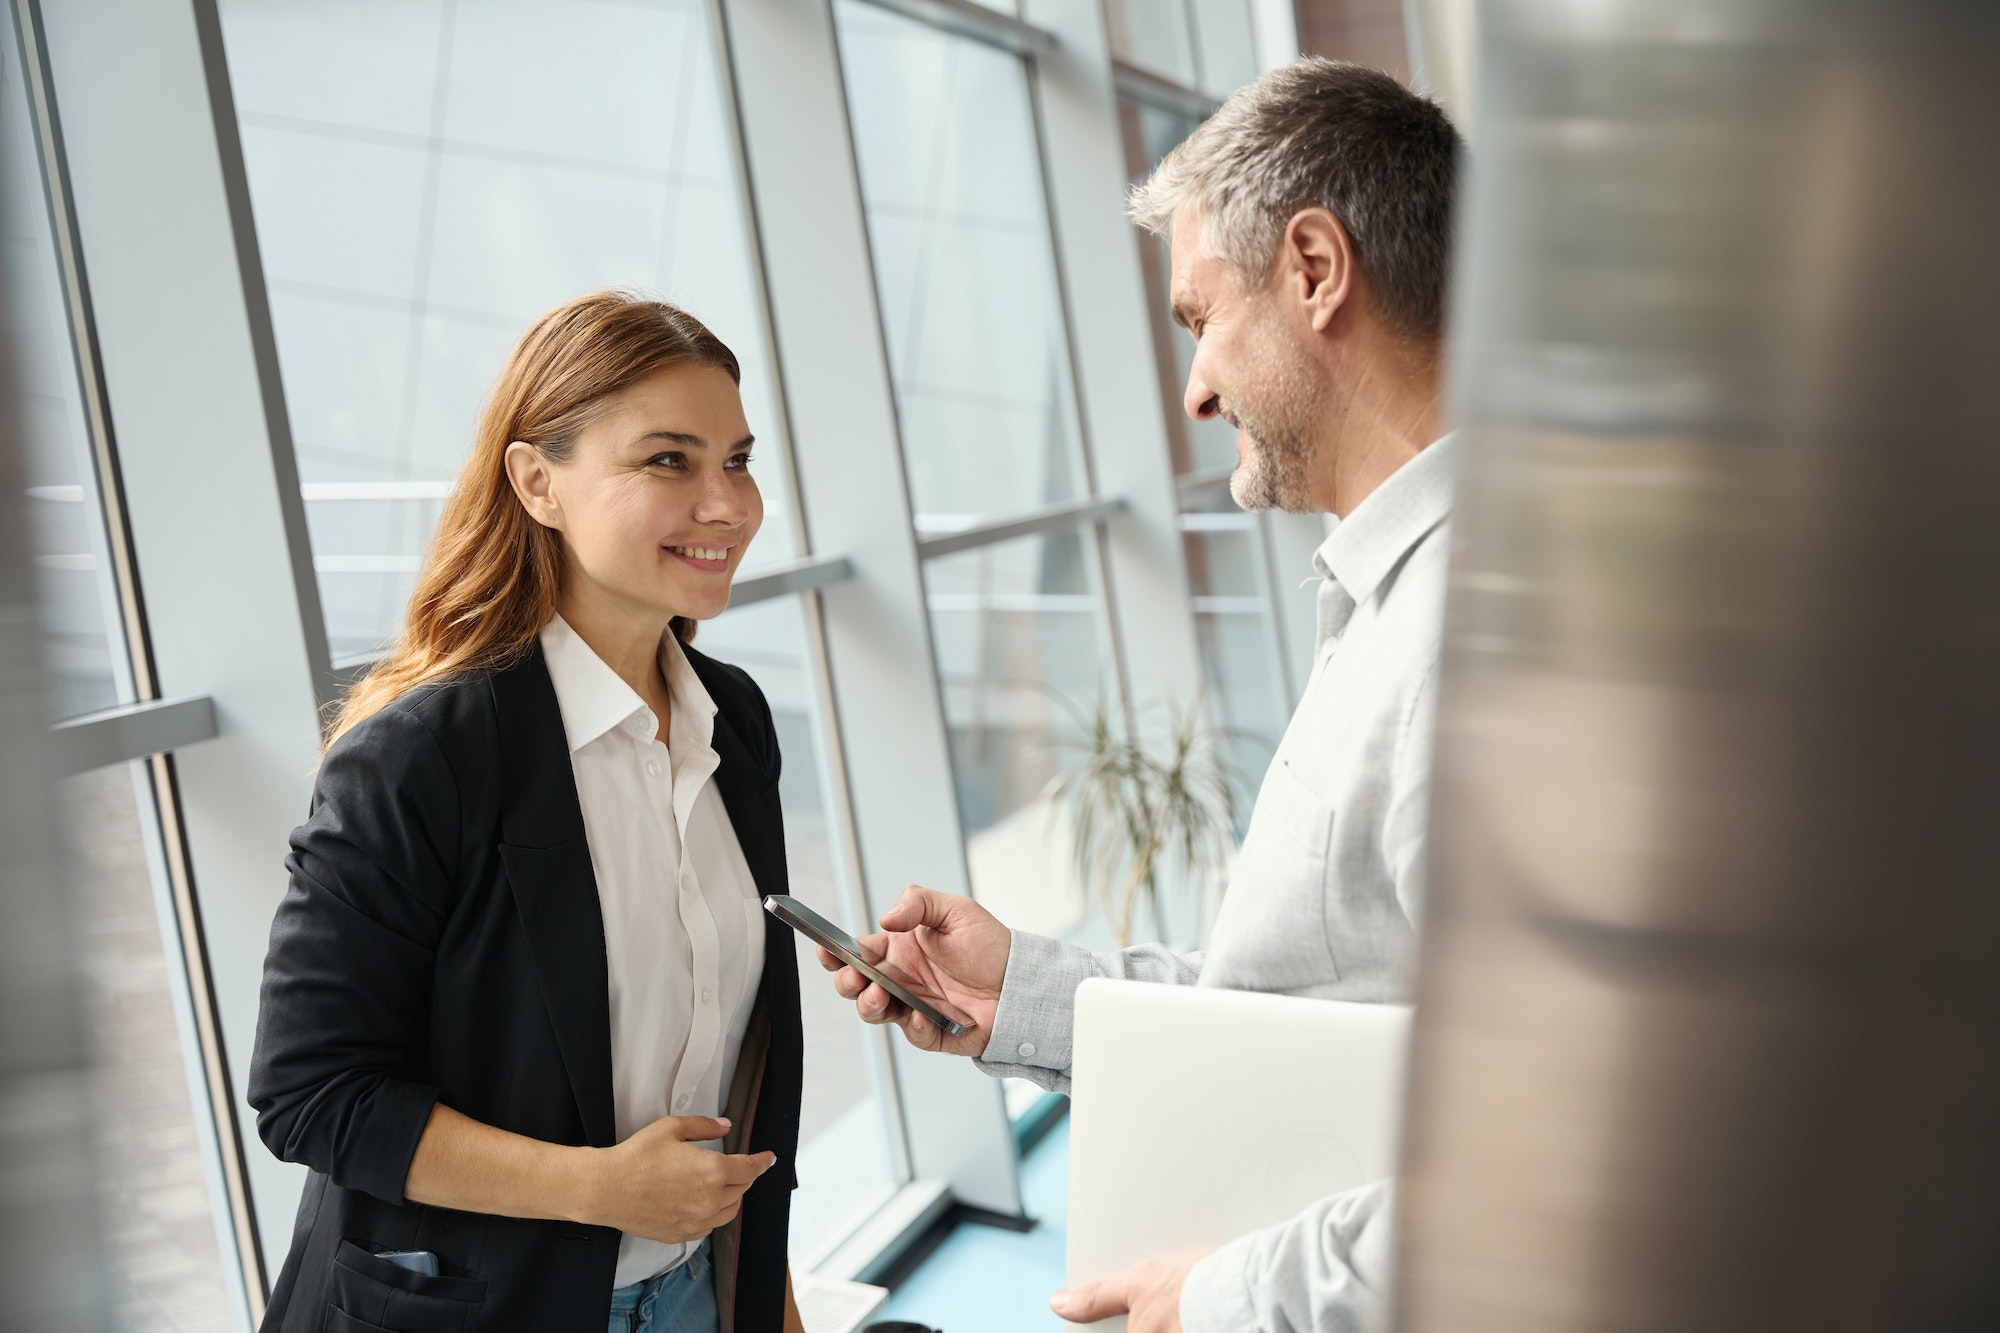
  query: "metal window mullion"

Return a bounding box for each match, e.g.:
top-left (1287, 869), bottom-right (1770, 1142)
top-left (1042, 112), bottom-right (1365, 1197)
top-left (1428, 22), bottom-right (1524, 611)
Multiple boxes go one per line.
top-left (48, 693), bottom-right (219, 776)
top-left (1110, 58), bottom-right (1220, 122)
top-left (848, 0), bottom-right (1052, 58)
top-left (913, 494), bottom-right (1129, 561)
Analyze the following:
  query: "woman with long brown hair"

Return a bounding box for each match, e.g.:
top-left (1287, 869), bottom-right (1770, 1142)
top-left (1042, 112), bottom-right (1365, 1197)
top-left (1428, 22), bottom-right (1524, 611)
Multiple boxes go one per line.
top-left (249, 291), bottom-right (805, 1333)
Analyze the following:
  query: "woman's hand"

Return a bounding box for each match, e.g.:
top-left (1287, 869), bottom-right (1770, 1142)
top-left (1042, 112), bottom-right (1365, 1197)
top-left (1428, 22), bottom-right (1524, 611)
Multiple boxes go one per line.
top-left (585, 1115), bottom-right (777, 1244)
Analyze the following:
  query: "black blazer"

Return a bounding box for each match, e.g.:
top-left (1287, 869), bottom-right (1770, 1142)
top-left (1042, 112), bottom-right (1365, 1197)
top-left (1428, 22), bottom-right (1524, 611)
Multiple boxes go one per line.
top-left (249, 641), bottom-right (802, 1333)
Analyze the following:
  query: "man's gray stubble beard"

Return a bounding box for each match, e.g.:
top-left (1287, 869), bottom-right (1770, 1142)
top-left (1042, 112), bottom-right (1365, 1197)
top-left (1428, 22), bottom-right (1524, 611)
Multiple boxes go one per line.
top-left (1227, 410), bottom-right (1318, 514)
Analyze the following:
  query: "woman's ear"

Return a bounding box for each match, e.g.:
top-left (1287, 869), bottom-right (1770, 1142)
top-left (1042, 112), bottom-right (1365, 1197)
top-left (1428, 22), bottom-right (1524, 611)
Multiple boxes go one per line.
top-left (503, 440), bottom-right (563, 530)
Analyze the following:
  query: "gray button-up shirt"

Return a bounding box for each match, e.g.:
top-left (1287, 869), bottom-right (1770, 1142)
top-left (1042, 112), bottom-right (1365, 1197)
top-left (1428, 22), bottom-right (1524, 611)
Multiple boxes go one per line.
top-left (977, 435), bottom-right (1457, 1333)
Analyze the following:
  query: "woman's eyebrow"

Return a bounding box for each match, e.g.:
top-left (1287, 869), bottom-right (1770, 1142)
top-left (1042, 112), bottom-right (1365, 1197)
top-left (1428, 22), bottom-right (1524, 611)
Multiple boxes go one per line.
top-left (632, 430), bottom-right (757, 452)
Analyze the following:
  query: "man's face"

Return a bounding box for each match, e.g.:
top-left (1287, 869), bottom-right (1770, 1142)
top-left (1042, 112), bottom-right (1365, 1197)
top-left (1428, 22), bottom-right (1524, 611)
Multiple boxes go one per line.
top-left (1168, 209), bottom-right (1326, 514)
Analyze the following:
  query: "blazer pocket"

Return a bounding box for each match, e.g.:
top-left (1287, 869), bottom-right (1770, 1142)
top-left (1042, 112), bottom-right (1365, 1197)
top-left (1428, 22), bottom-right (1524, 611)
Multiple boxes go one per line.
top-left (329, 1240), bottom-right (486, 1333)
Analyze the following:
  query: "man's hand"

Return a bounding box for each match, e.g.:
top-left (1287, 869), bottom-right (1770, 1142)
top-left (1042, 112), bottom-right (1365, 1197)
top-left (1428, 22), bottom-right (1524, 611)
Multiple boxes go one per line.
top-left (817, 885), bottom-right (1009, 1057)
top-left (1050, 1255), bottom-right (1202, 1332)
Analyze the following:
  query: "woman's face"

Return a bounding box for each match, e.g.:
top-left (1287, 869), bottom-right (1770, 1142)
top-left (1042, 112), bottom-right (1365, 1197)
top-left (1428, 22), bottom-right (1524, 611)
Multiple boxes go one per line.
top-left (519, 362), bottom-right (763, 625)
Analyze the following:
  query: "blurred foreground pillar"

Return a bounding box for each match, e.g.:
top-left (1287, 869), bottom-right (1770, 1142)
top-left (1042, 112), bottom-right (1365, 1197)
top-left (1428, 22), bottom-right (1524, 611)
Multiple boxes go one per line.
top-left (1396, 3), bottom-right (2000, 1331)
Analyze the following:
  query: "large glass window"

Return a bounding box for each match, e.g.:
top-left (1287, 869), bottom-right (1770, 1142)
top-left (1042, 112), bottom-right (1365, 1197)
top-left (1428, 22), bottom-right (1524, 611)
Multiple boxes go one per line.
top-left (926, 527), bottom-right (1108, 916)
top-left (836, 4), bottom-right (1127, 938)
top-left (219, 0), bottom-right (898, 1265)
top-left (4, 20), bottom-right (125, 720)
top-left (834, 2), bottom-right (1087, 528)
top-left (8, 15), bottom-right (241, 1325)
top-left (696, 595), bottom-right (902, 1264)
top-left (1120, 97), bottom-right (1290, 786)
top-left (218, 0), bottom-right (799, 664)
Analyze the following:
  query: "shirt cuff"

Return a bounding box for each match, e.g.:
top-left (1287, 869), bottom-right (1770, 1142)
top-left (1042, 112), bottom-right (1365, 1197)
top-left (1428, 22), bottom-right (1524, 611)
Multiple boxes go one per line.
top-left (1180, 1234), bottom-right (1260, 1333)
top-left (975, 929), bottom-right (1095, 1071)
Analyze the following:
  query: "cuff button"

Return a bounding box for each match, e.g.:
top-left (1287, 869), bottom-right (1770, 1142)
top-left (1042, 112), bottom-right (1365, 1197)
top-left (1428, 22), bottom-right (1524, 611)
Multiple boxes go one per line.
top-left (1018, 1041), bottom-right (1036, 1058)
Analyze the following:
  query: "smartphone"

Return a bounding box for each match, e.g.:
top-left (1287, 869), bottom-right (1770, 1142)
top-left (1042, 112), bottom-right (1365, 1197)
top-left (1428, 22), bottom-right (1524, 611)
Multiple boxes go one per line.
top-left (764, 895), bottom-right (973, 1038)
top-left (377, 1250), bottom-right (439, 1276)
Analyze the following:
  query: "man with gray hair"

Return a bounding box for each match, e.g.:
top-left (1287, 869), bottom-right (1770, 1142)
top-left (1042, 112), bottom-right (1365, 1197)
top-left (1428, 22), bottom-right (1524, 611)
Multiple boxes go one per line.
top-left (819, 56), bottom-right (1462, 1332)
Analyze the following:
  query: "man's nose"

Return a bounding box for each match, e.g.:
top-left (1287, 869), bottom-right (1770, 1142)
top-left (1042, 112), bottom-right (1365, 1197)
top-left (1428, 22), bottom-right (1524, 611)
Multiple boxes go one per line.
top-left (1183, 369), bottom-right (1221, 422)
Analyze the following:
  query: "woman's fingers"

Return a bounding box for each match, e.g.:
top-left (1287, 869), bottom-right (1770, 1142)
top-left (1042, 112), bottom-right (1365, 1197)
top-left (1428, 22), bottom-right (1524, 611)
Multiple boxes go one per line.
top-left (696, 1199), bottom-right (742, 1232)
top-left (716, 1150), bottom-right (778, 1186)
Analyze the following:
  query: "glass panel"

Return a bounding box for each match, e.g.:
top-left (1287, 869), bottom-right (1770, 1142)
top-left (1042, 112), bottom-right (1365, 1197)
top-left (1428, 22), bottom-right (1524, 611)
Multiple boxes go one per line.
top-left (3, 19), bottom-right (127, 719)
top-left (834, 2), bottom-right (1087, 526)
top-left (696, 595), bottom-right (900, 1266)
top-left (218, 0), bottom-right (797, 664)
top-left (1178, 508), bottom-right (1288, 797)
top-left (1118, 99), bottom-right (1239, 476)
top-left (1106, 0), bottom-right (1198, 86)
top-left (924, 527), bottom-right (1132, 945)
top-left (64, 766), bottom-right (236, 1329)
top-left (1122, 97), bottom-right (1289, 827)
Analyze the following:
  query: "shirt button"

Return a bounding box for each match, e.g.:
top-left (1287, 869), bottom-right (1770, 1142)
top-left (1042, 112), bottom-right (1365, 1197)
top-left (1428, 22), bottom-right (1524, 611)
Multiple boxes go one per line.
top-left (680, 871), bottom-right (697, 891)
top-left (1018, 1042), bottom-right (1036, 1058)
top-left (646, 759), bottom-right (662, 777)
top-left (700, 988), bottom-right (713, 1005)
top-left (674, 1093), bottom-right (690, 1111)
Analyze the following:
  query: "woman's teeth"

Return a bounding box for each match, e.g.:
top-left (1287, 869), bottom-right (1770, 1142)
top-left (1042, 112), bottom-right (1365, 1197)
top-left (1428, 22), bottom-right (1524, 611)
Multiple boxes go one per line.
top-left (670, 546), bottom-right (729, 561)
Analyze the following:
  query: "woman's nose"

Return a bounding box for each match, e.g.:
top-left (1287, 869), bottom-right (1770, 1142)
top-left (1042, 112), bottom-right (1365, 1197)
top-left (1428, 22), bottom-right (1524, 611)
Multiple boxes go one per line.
top-left (693, 472), bottom-right (751, 524)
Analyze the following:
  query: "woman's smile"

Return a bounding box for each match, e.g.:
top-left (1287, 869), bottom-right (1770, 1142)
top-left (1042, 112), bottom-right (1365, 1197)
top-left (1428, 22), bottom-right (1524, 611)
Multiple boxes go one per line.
top-left (665, 542), bottom-right (735, 572)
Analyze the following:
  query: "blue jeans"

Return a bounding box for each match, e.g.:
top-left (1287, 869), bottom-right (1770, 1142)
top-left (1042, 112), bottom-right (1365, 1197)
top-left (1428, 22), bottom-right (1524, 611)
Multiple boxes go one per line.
top-left (607, 1240), bottom-right (719, 1333)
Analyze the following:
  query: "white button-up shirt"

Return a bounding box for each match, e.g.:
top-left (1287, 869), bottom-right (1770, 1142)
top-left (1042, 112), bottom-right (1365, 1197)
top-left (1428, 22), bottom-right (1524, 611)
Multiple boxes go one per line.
top-left (538, 615), bottom-right (765, 1288)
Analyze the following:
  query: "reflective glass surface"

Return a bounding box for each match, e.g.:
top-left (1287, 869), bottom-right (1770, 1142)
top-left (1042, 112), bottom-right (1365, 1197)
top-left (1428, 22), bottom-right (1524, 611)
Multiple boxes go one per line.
top-left (4, 21), bottom-right (126, 719)
top-left (1106, 0), bottom-right (1197, 85)
top-left (835, 2), bottom-right (1087, 526)
top-left (697, 595), bottom-right (900, 1263)
top-left (1178, 503), bottom-right (1287, 793)
top-left (1120, 100), bottom-right (1238, 475)
top-left (924, 528), bottom-right (1112, 940)
top-left (219, 0), bottom-right (795, 663)
top-left (1122, 97), bottom-right (1290, 813)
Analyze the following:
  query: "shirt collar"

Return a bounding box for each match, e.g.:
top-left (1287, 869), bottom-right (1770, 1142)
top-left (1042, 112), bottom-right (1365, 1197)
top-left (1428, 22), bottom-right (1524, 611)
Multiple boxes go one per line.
top-left (1313, 432), bottom-right (1458, 606)
top-left (538, 614), bottom-right (717, 754)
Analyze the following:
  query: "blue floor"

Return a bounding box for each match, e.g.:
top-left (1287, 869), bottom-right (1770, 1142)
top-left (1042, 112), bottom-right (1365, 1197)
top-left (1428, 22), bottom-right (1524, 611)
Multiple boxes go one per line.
top-left (869, 1118), bottom-right (1072, 1333)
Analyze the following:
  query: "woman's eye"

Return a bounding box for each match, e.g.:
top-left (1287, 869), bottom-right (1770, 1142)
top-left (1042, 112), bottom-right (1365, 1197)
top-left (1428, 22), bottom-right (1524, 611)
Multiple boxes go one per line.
top-left (726, 453), bottom-right (754, 471)
top-left (648, 453), bottom-right (689, 471)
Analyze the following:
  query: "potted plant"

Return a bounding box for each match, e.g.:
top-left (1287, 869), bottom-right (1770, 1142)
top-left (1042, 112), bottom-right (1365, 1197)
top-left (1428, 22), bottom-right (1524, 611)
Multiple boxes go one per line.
top-left (1043, 691), bottom-right (1249, 948)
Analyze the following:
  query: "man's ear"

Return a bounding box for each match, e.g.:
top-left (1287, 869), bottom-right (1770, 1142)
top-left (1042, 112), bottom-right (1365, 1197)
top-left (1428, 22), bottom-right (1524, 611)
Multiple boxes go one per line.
top-left (1277, 208), bottom-right (1355, 334)
top-left (503, 440), bottom-right (562, 530)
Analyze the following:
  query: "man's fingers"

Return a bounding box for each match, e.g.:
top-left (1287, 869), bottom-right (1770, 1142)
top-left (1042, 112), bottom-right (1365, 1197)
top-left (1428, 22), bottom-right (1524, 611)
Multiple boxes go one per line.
top-left (815, 946), bottom-right (843, 973)
top-left (1051, 1275), bottom-right (1130, 1322)
top-left (878, 884), bottom-right (954, 934)
top-left (902, 1008), bottom-right (941, 1050)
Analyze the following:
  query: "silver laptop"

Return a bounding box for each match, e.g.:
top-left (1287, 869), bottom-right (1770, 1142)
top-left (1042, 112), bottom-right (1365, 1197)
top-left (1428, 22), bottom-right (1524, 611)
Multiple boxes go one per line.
top-left (1063, 979), bottom-right (1411, 1333)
